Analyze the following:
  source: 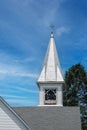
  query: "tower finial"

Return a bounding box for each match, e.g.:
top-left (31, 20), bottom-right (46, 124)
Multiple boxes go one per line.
top-left (50, 24), bottom-right (55, 38)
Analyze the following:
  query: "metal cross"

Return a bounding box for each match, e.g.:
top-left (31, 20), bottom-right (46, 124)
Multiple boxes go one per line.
top-left (50, 24), bottom-right (55, 33)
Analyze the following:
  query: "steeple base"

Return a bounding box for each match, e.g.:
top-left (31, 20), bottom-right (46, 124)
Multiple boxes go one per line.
top-left (38, 105), bottom-right (63, 107)
top-left (38, 83), bottom-right (63, 106)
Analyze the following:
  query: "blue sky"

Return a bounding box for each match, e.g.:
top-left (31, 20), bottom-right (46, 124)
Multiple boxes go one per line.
top-left (0, 0), bottom-right (87, 106)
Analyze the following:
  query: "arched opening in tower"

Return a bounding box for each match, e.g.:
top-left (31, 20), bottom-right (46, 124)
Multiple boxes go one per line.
top-left (44, 89), bottom-right (56, 105)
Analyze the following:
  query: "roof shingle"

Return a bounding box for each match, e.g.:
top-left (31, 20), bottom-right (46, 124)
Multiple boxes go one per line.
top-left (13, 106), bottom-right (81, 130)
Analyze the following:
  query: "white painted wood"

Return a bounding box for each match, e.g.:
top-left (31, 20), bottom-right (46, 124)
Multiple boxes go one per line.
top-left (38, 33), bottom-right (64, 82)
top-left (39, 87), bottom-right (44, 105)
top-left (57, 86), bottom-right (63, 106)
top-left (0, 99), bottom-right (29, 130)
top-left (38, 83), bottom-right (63, 106)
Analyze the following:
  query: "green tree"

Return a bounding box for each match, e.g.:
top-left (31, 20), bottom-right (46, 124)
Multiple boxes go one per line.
top-left (63, 63), bottom-right (87, 130)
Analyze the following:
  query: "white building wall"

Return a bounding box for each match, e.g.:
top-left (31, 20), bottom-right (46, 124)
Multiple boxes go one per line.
top-left (0, 100), bottom-right (29, 130)
top-left (57, 86), bottom-right (63, 106)
top-left (39, 87), bottom-right (44, 106)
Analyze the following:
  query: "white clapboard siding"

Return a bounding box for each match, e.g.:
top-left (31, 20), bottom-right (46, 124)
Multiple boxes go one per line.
top-left (0, 98), bottom-right (29, 130)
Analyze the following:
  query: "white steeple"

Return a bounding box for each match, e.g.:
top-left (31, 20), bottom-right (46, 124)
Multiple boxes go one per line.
top-left (38, 32), bottom-right (64, 83)
top-left (37, 32), bottom-right (64, 106)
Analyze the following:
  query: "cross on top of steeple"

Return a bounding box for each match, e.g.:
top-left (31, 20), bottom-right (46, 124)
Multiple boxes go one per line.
top-left (50, 24), bottom-right (55, 33)
top-left (50, 24), bottom-right (55, 38)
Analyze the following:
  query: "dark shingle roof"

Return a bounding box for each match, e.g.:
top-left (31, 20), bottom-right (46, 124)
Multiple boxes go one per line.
top-left (13, 106), bottom-right (81, 130)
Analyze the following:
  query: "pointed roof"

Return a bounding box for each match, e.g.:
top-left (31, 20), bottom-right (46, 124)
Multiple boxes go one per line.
top-left (37, 32), bottom-right (64, 83)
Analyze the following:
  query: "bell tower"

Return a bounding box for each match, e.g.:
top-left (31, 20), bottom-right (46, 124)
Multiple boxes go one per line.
top-left (37, 32), bottom-right (64, 106)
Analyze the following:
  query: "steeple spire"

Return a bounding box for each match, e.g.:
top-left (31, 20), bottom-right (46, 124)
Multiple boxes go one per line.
top-left (37, 32), bottom-right (64, 83)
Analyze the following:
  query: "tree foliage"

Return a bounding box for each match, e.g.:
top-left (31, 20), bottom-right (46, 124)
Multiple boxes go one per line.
top-left (63, 63), bottom-right (87, 130)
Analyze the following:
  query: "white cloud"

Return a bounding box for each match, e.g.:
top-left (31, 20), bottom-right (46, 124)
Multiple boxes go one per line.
top-left (14, 57), bottom-right (35, 63)
top-left (16, 72), bottom-right (38, 78)
top-left (0, 52), bottom-right (38, 79)
top-left (1, 93), bottom-right (38, 106)
top-left (56, 27), bottom-right (70, 37)
top-left (6, 98), bottom-right (37, 106)
top-left (16, 87), bottom-right (38, 93)
top-left (0, 64), bottom-right (38, 78)
top-left (0, 94), bottom-right (28, 99)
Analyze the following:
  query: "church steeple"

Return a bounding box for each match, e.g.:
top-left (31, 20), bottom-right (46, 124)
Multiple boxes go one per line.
top-left (37, 32), bottom-right (64, 106)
